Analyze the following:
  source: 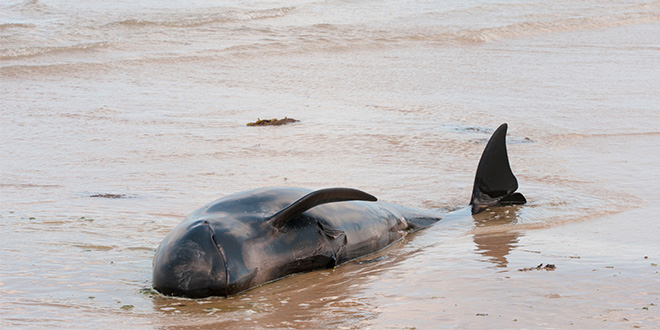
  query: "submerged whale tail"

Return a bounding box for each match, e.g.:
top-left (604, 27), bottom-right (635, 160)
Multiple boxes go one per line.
top-left (470, 123), bottom-right (526, 214)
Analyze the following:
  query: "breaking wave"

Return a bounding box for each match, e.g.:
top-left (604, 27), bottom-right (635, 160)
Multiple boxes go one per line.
top-left (0, 41), bottom-right (110, 60)
top-left (11, 0), bottom-right (51, 12)
top-left (0, 22), bottom-right (36, 29)
top-left (216, 6), bottom-right (660, 56)
top-left (455, 10), bottom-right (660, 43)
top-left (113, 7), bottom-right (294, 28)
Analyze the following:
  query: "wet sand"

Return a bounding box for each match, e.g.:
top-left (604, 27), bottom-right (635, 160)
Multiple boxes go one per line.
top-left (2, 0), bottom-right (660, 328)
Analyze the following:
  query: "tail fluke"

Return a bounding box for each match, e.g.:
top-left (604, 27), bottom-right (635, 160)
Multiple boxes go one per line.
top-left (470, 123), bottom-right (526, 214)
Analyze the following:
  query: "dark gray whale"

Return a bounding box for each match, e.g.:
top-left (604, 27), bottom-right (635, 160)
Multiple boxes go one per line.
top-left (152, 123), bottom-right (526, 298)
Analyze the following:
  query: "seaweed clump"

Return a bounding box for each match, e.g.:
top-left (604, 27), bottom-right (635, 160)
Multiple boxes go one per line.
top-left (518, 263), bottom-right (556, 272)
top-left (90, 194), bottom-right (127, 199)
top-left (247, 117), bottom-right (299, 126)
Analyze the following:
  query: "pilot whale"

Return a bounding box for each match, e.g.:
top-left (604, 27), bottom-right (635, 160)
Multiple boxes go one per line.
top-left (152, 123), bottom-right (526, 298)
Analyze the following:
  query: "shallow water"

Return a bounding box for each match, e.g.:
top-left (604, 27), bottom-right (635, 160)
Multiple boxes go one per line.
top-left (2, 0), bottom-right (660, 328)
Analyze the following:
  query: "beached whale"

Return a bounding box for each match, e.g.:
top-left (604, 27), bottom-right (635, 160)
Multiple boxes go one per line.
top-left (152, 123), bottom-right (526, 298)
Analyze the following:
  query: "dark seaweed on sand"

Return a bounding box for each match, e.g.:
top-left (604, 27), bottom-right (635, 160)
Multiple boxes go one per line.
top-left (247, 117), bottom-right (299, 126)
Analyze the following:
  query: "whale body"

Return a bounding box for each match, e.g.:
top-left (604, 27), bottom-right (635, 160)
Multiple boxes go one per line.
top-left (152, 123), bottom-right (526, 298)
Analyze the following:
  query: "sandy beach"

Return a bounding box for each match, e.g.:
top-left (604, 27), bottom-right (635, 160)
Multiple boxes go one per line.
top-left (2, 0), bottom-right (660, 328)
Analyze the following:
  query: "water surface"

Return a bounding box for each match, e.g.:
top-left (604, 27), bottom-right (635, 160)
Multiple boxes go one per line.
top-left (2, 0), bottom-right (660, 328)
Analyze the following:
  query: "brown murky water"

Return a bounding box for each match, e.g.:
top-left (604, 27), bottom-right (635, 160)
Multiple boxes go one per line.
top-left (2, 0), bottom-right (660, 328)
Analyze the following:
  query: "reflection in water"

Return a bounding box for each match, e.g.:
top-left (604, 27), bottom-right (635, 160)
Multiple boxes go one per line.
top-left (148, 240), bottom-right (418, 329)
top-left (146, 207), bottom-right (527, 328)
top-left (471, 206), bottom-right (524, 268)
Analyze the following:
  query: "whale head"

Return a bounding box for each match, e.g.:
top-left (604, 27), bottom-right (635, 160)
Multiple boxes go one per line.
top-left (152, 220), bottom-right (228, 298)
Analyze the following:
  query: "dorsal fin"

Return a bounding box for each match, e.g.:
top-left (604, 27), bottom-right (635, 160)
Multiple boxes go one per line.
top-left (470, 123), bottom-right (526, 214)
top-left (269, 188), bottom-right (377, 229)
